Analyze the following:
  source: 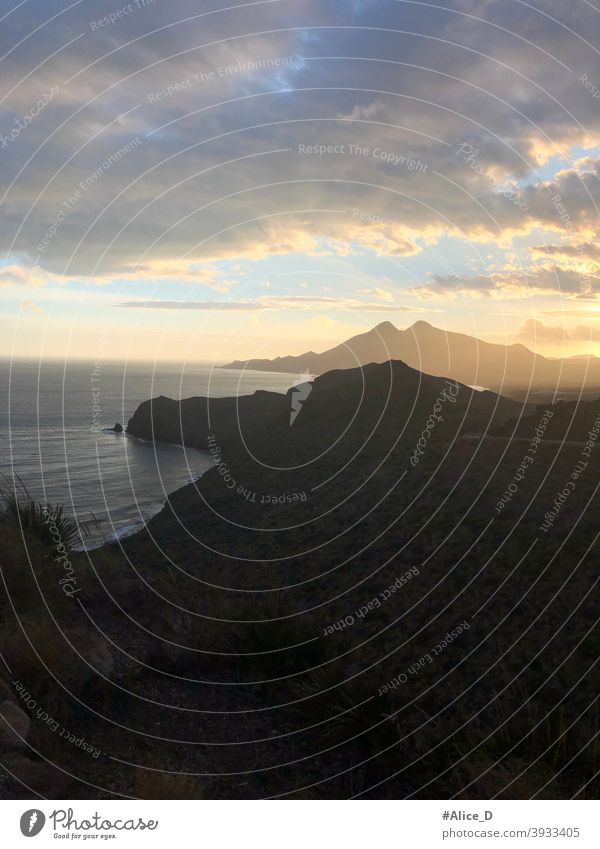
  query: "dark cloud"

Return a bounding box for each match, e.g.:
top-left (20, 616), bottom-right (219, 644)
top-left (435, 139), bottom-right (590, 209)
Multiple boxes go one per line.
top-left (407, 265), bottom-right (599, 299)
top-left (3, 0), bottom-right (600, 281)
top-left (532, 243), bottom-right (600, 259)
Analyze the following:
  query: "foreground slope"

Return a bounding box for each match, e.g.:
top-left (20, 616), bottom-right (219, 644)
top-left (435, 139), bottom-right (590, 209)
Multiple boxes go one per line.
top-left (2, 361), bottom-right (598, 799)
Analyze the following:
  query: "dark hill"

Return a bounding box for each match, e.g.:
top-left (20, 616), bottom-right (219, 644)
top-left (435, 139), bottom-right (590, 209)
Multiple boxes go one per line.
top-left (127, 359), bottom-right (526, 463)
top-left (491, 397), bottom-right (600, 442)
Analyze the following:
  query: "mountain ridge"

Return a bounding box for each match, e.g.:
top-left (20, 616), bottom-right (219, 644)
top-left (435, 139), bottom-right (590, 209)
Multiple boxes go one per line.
top-left (220, 320), bottom-right (600, 390)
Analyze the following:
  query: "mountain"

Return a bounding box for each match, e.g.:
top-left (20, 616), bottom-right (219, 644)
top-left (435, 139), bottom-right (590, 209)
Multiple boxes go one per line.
top-left (220, 320), bottom-right (600, 390)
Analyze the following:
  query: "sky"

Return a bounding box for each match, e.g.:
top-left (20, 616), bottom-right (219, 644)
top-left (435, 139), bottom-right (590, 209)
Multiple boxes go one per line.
top-left (3, 0), bottom-right (600, 362)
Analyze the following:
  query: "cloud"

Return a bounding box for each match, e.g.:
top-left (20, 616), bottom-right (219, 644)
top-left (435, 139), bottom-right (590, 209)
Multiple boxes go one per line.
top-left (518, 318), bottom-right (600, 344)
top-left (358, 287), bottom-right (394, 301)
top-left (0, 257), bottom-right (239, 291)
top-left (518, 318), bottom-right (570, 343)
top-left (117, 300), bottom-right (262, 311)
top-left (0, 263), bottom-right (58, 287)
top-left (531, 243), bottom-right (600, 260)
top-left (4, 0), bottom-right (600, 288)
top-left (120, 261), bottom-right (236, 290)
top-left (116, 295), bottom-right (413, 311)
top-left (21, 299), bottom-right (45, 315)
top-left (407, 265), bottom-right (600, 300)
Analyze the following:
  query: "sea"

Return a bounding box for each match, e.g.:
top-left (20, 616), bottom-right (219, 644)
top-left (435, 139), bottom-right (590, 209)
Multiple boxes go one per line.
top-left (0, 359), bottom-right (297, 549)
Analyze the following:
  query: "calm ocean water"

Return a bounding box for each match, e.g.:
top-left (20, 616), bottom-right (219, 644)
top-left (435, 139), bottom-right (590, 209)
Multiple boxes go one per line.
top-left (0, 359), bottom-right (296, 549)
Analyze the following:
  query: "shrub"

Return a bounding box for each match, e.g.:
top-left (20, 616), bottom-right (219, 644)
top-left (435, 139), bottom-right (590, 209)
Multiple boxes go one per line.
top-left (0, 475), bottom-right (80, 551)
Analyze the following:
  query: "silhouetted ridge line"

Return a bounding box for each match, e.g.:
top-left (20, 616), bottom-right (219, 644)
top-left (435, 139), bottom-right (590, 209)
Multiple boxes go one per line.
top-left (220, 321), bottom-right (600, 390)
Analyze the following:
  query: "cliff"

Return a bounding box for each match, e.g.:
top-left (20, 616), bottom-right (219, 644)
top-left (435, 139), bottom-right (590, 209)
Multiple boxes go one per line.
top-left (126, 388), bottom-right (290, 450)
